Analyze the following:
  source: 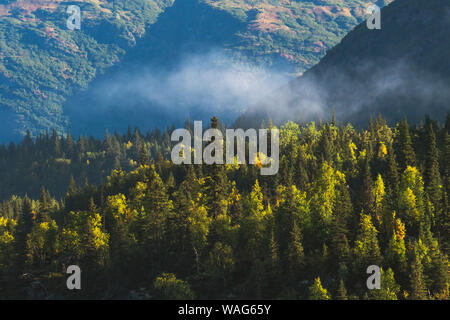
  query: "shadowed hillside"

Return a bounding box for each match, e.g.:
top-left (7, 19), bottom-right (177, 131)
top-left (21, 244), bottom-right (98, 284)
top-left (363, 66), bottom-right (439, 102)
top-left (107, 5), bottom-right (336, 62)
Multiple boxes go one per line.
top-left (235, 0), bottom-right (450, 128)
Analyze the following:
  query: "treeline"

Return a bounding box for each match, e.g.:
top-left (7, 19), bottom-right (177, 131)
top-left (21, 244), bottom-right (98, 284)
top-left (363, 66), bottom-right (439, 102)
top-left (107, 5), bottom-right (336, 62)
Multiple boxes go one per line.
top-left (0, 125), bottom-right (178, 200)
top-left (0, 115), bottom-right (449, 299)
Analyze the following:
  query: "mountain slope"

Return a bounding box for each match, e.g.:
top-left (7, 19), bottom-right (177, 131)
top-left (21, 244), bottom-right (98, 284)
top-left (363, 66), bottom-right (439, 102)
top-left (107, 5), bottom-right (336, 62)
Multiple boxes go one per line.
top-left (0, 0), bottom-right (389, 141)
top-left (236, 0), bottom-right (450, 128)
top-left (63, 0), bottom-right (393, 137)
top-left (0, 0), bottom-right (174, 142)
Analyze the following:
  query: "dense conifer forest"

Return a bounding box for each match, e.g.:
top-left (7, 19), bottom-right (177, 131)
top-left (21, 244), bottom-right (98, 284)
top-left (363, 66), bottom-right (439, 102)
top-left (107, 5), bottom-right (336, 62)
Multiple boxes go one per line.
top-left (0, 115), bottom-right (449, 299)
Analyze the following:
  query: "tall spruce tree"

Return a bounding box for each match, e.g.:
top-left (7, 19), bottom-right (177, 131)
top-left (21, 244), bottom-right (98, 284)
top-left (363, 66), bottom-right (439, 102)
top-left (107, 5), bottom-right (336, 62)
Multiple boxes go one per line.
top-left (423, 119), bottom-right (442, 213)
top-left (441, 132), bottom-right (450, 254)
top-left (336, 279), bottom-right (348, 300)
top-left (410, 248), bottom-right (428, 300)
top-left (204, 117), bottom-right (228, 219)
top-left (360, 157), bottom-right (375, 216)
top-left (395, 119), bottom-right (416, 172)
top-left (385, 143), bottom-right (399, 209)
top-left (331, 183), bottom-right (352, 265)
top-left (14, 196), bottom-right (33, 273)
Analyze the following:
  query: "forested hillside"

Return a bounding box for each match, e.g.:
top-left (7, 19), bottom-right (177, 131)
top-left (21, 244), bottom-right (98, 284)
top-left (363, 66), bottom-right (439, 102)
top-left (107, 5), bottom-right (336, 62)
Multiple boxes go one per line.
top-left (0, 115), bottom-right (448, 299)
top-left (236, 0), bottom-right (450, 128)
top-left (0, 0), bottom-right (174, 142)
top-left (0, 0), bottom-right (390, 141)
top-left (0, 125), bottom-right (175, 200)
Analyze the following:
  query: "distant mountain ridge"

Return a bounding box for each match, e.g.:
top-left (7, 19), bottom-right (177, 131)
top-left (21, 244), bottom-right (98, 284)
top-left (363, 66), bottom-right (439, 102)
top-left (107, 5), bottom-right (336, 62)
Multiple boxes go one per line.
top-left (0, 0), bottom-right (389, 142)
top-left (235, 0), bottom-right (450, 128)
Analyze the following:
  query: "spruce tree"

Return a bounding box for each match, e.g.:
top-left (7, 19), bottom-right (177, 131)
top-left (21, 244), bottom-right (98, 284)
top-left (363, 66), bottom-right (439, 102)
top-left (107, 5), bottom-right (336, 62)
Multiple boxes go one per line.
top-left (295, 147), bottom-right (309, 190)
top-left (410, 249), bottom-right (428, 300)
top-left (360, 157), bottom-right (375, 216)
top-left (38, 186), bottom-right (49, 222)
top-left (336, 279), bottom-right (348, 300)
top-left (14, 196), bottom-right (33, 273)
top-left (353, 213), bottom-right (382, 270)
top-left (385, 143), bottom-right (399, 209)
top-left (204, 117), bottom-right (228, 218)
top-left (423, 119), bottom-right (442, 213)
top-left (68, 175), bottom-right (77, 195)
top-left (138, 142), bottom-right (149, 166)
top-left (331, 183), bottom-right (352, 265)
top-left (286, 220), bottom-right (305, 282)
top-left (262, 230), bottom-right (281, 298)
top-left (66, 130), bottom-right (75, 159)
top-left (318, 123), bottom-right (333, 163)
top-left (395, 119), bottom-right (416, 172)
top-left (309, 277), bottom-right (331, 300)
